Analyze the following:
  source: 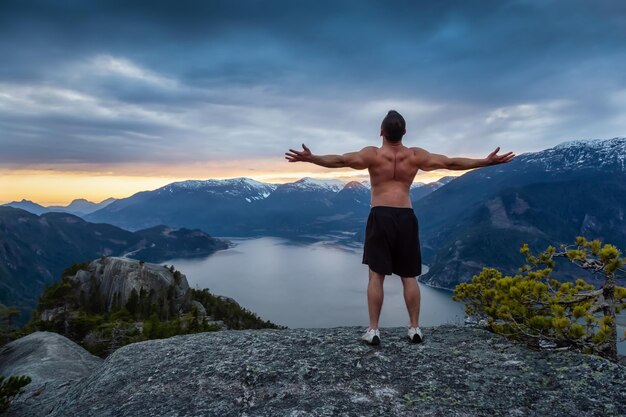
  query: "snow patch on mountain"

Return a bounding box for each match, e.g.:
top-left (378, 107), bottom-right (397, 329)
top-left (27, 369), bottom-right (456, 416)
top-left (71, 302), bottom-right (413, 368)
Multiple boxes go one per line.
top-left (159, 177), bottom-right (277, 200)
top-left (519, 137), bottom-right (626, 172)
top-left (552, 137), bottom-right (626, 150)
top-left (289, 177), bottom-right (346, 192)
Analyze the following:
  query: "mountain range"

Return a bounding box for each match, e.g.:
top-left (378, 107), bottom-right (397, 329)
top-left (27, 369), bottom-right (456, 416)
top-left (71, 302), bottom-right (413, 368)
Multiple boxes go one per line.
top-left (0, 206), bottom-right (228, 327)
top-left (414, 137), bottom-right (626, 288)
top-left (83, 176), bottom-right (455, 238)
top-left (3, 197), bottom-right (117, 216)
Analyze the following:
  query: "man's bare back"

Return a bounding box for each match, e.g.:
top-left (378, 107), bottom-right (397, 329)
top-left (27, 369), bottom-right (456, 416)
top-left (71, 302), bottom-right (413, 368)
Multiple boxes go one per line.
top-left (363, 143), bottom-right (420, 208)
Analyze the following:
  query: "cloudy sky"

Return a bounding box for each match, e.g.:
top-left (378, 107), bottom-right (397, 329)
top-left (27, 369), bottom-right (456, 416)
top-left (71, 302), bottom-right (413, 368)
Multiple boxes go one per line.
top-left (1, 0), bottom-right (625, 205)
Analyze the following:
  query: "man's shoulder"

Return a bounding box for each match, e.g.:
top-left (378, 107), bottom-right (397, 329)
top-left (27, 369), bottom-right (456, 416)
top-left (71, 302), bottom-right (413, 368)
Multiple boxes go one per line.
top-left (407, 146), bottom-right (431, 160)
top-left (408, 146), bottom-right (428, 154)
top-left (361, 145), bottom-right (379, 152)
top-left (359, 146), bottom-right (379, 156)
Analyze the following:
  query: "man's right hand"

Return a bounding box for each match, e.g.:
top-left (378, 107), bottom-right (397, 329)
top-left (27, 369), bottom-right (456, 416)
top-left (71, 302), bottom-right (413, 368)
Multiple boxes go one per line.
top-left (485, 147), bottom-right (515, 165)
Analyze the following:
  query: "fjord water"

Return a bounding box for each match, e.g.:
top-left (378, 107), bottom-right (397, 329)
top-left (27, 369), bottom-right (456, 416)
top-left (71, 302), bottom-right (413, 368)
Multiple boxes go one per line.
top-left (164, 237), bottom-right (464, 329)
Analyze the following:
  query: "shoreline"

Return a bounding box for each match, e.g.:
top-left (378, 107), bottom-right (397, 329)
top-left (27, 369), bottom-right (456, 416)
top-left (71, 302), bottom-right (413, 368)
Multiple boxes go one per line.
top-left (417, 277), bottom-right (455, 292)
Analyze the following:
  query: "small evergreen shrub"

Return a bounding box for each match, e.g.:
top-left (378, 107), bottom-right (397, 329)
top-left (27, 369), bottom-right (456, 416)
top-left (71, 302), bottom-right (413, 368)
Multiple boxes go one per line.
top-left (453, 236), bottom-right (626, 361)
top-left (0, 375), bottom-right (31, 413)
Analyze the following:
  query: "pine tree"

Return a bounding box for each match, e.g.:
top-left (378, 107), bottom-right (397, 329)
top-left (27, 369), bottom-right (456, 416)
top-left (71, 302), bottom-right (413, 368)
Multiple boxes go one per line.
top-left (89, 282), bottom-right (104, 314)
top-left (126, 288), bottom-right (139, 318)
top-left (453, 236), bottom-right (626, 361)
top-left (167, 284), bottom-right (177, 318)
top-left (139, 287), bottom-right (149, 319)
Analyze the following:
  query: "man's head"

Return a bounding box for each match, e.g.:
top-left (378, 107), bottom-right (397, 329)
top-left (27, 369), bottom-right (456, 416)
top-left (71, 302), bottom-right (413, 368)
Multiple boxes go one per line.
top-left (380, 110), bottom-right (406, 142)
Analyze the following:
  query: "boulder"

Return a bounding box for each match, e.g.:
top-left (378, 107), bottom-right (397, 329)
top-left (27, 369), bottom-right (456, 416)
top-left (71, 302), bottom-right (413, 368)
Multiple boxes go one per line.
top-left (0, 331), bottom-right (102, 417)
top-left (217, 295), bottom-right (240, 307)
top-left (190, 300), bottom-right (207, 318)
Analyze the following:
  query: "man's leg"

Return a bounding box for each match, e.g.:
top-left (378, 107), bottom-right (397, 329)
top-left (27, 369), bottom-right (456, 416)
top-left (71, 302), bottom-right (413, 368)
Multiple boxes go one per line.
top-left (401, 276), bottom-right (421, 328)
top-left (367, 268), bottom-right (385, 329)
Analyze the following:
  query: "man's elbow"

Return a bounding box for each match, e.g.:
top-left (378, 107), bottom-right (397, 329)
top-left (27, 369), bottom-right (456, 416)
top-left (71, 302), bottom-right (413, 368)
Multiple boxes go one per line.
top-left (334, 157), bottom-right (349, 168)
top-left (421, 162), bottom-right (446, 171)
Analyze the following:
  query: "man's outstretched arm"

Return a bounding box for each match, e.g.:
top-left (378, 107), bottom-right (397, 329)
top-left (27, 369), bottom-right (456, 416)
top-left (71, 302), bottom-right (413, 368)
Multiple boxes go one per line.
top-left (414, 146), bottom-right (515, 171)
top-left (285, 144), bottom-right (376, 169)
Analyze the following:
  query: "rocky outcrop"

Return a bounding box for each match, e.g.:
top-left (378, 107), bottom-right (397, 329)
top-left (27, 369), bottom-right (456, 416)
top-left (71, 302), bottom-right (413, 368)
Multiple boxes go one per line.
top-left (0, 331), bottom-right (102, 417)
top-left (2, 325), bottom-right (624, 417)
top-left (40, 256), bottom-right (193, 320)
top-left (78, 256), bottom-right (191, 313)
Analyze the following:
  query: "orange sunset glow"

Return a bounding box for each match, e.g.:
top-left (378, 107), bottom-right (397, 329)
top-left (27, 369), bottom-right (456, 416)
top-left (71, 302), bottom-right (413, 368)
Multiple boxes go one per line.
top-left (0, 162), bottom-right (460, 206)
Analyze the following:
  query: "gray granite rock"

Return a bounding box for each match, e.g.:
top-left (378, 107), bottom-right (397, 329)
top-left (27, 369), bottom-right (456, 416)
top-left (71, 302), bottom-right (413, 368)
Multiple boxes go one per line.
top-left (38, 325), bottom-right (625, 417)
top-left (190, 300), bottom-right (207, 319)
top-left (40, 256), bottom-right (193, 321)
top-left (0, 331), bottom-right (103, 417)
top-left (218, 295), bottom-right (240, 307)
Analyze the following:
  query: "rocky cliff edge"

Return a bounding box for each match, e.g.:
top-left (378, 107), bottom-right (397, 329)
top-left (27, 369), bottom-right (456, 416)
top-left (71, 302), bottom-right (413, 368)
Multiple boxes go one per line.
top-left (1, 325), bottom-right (625, 417)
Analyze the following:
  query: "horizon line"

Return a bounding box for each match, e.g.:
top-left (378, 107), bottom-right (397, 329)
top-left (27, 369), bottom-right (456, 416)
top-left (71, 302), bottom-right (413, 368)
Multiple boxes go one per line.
top-left (0, 173), bottom-right (459, 207)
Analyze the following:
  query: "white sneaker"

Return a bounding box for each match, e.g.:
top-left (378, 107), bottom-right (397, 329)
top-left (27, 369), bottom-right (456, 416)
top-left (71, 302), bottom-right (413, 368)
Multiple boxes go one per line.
top-left (408, 326), bottom-right (423, 343)
top-left (361, 328), bottom-right (381, 345)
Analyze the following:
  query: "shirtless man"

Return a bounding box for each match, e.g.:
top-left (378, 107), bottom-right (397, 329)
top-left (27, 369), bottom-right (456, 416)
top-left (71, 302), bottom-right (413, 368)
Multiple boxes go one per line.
top-left (285, 110), bottom-right (515, 345)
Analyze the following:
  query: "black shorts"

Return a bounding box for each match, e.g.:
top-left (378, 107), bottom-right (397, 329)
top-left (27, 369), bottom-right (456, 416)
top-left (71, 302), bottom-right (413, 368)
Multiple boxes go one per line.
top-left (362, 206), bottom-right (422, 277)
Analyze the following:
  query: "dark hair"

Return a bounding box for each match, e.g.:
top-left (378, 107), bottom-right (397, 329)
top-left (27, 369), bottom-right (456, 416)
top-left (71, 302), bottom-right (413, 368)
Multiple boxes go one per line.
top-left (381, 110), bottom-right (405, 142)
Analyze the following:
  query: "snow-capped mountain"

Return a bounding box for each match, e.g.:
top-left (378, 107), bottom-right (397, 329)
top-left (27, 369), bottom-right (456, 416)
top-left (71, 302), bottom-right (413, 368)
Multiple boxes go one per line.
top-left (517, 137), bottom-right (626, 172)
top-left (263, 178), bottom-right (346, 216)
top-left (88, 138), bottom-right (625, 238)
top-left (413, 137), bottom-right (626, 290)
top-left (279, 177), bottom-right (345, 192)
top-left (158, 177), bottom-right (277, 203)
top-left (86, 177), bottom-right (283, 232)
top-left (415, 138), bottom-right (626, 226)
top-left (334, 181), bottom-right (370, 206)
top-left (83, 171), bottom-right (462, 235)
top-left (343, 181), bottom-right (369, 191)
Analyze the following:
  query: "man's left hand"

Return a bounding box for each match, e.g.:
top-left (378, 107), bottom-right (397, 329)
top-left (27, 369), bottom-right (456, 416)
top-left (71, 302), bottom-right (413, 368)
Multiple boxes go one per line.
top-left (285, 144), bottom-right (313, 163)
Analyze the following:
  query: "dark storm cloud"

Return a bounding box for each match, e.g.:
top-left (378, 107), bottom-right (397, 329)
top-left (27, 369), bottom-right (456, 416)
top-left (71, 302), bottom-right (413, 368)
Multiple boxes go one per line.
top-left (0, 0), bottom-right (625, 167)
